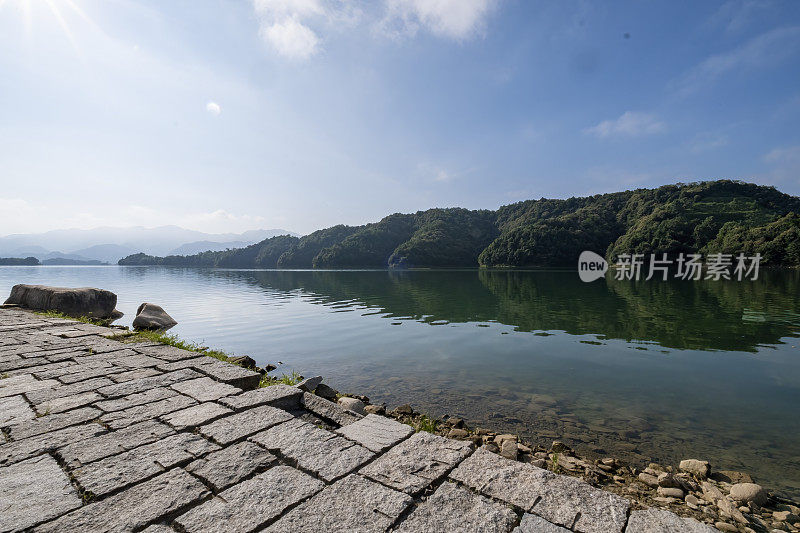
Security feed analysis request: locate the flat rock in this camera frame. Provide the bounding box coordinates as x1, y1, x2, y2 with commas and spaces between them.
36, 391, 101, 414
396, 481, 516, 533
160, 401, 232, 430
72, 433, 219, 497
266, 474, 412, 532
0, 422, 107, 466
26, 377, 113, 404
250, 418, 374, 482
199, 404, 293, 445
3, 284, 117, 318
625, 508, 718, 532
296, 375, 322, 392
8, 406, 101, 440
0, 394, 34, 426
0, 454, 82, 531
361, 431, 472, 495
60, 419, 175, 468
170, 376, 242, 402
219, 384, 302, 411
302, 392, 362, 426
514, 514, 571, 533
174, 466, 323, 533
335, 413, 414, 452
35, 468, 209, 532
193, 359, 261, 390
96, 368, 202, 398
100, 394, 196, 429
94, 386, 178, 413
185, 441, 277, 492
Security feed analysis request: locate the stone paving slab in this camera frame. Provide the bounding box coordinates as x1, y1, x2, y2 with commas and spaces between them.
35, 468, 210, 533
199, 404, 293, 445
0, 309, 719, 533
60, 419, 175, 468
396, 480, 517, 533
72, 433, 220, 497
0, 454, 83, 532
265, 474, 412, 533
250, 418, 374, 482
185, 441, 277, 492
336, 413, 414, 452
174, 465, 324, 533
361, 431, 472, 495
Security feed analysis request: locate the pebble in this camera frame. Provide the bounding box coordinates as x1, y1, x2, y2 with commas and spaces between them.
337, 397, 366, 416
729, 483, 768, 506
638, 472, 659, 487
657, 487, 685, 498
499, 439, 518, 460
679, 459, 710, 479
447, 429, 469, 439
715, 522, 739, 532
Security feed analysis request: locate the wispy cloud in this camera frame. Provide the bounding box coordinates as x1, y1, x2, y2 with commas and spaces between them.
379, 0, 494, 41
205, 101, 221, 116
764, 144, 800, 183
583, 111, 666, 139
251, 0, 330, 60
707, 0, 773, 34
673, 26, 800, 96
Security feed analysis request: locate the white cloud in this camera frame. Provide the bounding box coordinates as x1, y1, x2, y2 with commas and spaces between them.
205, 101, 221, 115
674, 26, 800, 96
380, 0, 493, 40
583, 112, 666, 139
261, 18, 320, 60
434, 169, 452, 182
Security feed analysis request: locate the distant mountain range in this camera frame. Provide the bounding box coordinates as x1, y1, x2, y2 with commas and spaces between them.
0, 226, 299, 264
119, 180, 800, 269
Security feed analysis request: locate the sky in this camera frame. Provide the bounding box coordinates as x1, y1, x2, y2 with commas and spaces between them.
1, 0, 799, 236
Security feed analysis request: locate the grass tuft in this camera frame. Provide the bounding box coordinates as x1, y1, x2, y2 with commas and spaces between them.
107, 330, 232, 363
412, 414, 438, 434
34, 310, 109, 326
258, 370, 302, 388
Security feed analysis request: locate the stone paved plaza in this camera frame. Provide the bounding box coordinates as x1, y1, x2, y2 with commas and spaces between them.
0, 308, 718, 532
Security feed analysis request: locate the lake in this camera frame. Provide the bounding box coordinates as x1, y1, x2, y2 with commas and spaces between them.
1, 266, 799, 497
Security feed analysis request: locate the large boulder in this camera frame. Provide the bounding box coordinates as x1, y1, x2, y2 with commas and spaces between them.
4, 284, 119, 319
132, 303, 177, 331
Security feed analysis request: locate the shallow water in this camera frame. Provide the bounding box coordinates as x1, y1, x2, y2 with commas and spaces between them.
2, 266, 799, 497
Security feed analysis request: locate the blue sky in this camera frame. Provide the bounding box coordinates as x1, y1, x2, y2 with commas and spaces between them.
1, 0, 799, 235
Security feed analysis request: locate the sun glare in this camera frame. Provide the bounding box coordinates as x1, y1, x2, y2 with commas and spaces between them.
0, 0, 94, 52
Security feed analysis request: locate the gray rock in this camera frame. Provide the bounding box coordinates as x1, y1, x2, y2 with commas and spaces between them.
500, 439, 518, 460
199, 404, 292, 445
337, 396, 367, 415
0, 455, 82, 531
7, 406, 101, 440
0, 422, 107, 466
625, 508, 718, 532
514, 514, 571, 533
159, 402, 232, 430
94, 386, 178, 413
36, 391, 102, 414
679, 459, 710, 478
193, 359, 261, 390
729, 482, 768, 506
218, 384, 302, 411
132, 303, 177, 331
296, 375, 323, 392
227, 355, 256, 369
174, 466, 323, 533
0, 394, 34, 425
96, 369, 202, 399
396, 481, 517, 533
36, 468, 209, 532
0, 373, 59, 399
250, 418, 374, 482
60, 419, 174, 468
335, 413, 414, 452
185, 441, 276, 492
169, 376, 242, 402
302, 392, 362, 426
265, 474, 412, 532
314, 382, 338, 401
4, 284, 118, 318
100, 394, 197, 429
361, 431, 472, 495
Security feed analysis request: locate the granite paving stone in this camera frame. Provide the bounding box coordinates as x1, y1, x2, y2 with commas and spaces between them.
265, 474, 412, 533
26, 377, 114, 404
34, 468, 210, 533
0, 454, 82, 532
395, 481, 517, 533
160, 401, 232, 430
513, 514, 571, 533
154, 355, 210, 371
0, 422, 107, 466
199, 404, 293, 445
59, 419, 175, 468
100, 394, 196, 429
57, 365, 128, 384
93, 386, 177, 413
170, 376, 242, 402
107, 367, 162, 383
72, 432, 220, 497
35, 390, 102, 414
185, 440, 277, 491
95, 368, 202, 398
301, 391, 362, 426
0, 373, 58, 398
134, 344, 202, 362
360, 431, 472, 494
174, 465, 323, 533
218, 383, 302, 411
191, 358, 261, 390
624, 508, 718, 532
250, 418, 374, 482
7, 406, 101, 440
0, 394, 35, 426
335, 413, 414, 452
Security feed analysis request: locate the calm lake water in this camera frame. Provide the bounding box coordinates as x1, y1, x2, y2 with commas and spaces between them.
2, 266, 799, 497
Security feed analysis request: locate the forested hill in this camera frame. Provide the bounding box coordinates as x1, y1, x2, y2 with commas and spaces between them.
119, 180, 800, 268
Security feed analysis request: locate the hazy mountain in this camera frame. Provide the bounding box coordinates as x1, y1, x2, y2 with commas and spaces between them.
0, 226, 298, 263
168, 240, 253, 256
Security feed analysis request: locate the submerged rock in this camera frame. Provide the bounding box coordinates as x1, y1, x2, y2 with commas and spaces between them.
4, 284, 120, 319
132, 303, 177, 331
